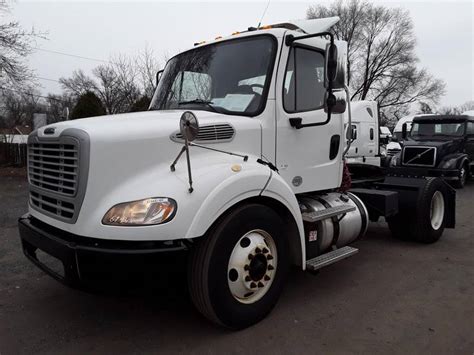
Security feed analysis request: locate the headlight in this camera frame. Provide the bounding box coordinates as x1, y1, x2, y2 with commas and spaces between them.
102, 197, 177, 226
389, 155, 399, 167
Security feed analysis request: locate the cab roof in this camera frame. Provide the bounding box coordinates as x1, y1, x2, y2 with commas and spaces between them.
413, 115, 473, 123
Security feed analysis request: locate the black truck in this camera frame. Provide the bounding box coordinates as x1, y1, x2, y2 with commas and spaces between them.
388, 114, 474, 188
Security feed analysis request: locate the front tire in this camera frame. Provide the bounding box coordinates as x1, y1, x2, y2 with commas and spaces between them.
453, 163, 468, 189
188, 204, 289, 329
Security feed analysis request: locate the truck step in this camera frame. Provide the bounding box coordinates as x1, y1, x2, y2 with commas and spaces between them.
306, 246, 359, 271
302, 205, 356, 223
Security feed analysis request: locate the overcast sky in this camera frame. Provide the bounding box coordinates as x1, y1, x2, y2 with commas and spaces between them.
11, 0, 474, 109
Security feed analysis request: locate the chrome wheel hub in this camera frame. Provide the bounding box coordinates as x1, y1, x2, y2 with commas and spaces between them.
227, 230, 277, 304
430, 191, 445, 230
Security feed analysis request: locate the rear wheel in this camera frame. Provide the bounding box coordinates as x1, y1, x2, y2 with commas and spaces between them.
388, 177, 448, 243
188, 204, 289, 329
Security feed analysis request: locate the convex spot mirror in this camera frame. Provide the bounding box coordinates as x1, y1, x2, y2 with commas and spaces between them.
324, 42, 346, 91
180, 111, 199, 141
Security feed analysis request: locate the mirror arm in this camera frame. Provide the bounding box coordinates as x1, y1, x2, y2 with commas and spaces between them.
285, 31, 334, 47
342, 85, 352, 156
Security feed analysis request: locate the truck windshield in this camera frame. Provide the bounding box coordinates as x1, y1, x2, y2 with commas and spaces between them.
149, 36, 276, 116
410, 122, 466, 138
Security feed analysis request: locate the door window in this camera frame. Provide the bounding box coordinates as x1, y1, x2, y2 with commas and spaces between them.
283, 47, 325, 112
467, 122, 474, 135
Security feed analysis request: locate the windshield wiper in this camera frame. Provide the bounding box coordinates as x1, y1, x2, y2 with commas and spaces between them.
178, 99, 219, 113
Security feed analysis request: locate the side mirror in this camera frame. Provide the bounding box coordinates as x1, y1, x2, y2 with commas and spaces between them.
325, 43, 338, 87
402, 123, 408, 140
156, 69, 164, 86
324, 42, 347, 91
324, 91, 346, 114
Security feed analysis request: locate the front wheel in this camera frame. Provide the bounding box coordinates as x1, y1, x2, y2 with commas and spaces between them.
188, 204, 289, 329
453, 163, 468, 189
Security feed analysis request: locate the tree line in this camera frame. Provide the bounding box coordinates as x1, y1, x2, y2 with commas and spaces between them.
0, 0, 471, 131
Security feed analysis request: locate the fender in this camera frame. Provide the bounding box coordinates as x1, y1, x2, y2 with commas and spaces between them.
185, 160, 272, 239
260, 172, 306, 269
438, 153, 469, 170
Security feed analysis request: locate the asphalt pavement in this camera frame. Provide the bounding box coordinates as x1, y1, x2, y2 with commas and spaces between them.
0, 175, 473, 354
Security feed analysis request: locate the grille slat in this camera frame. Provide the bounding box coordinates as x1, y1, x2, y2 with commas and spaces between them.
29, 170, 77, 183
29, 177, 75, 192
29, 159, 78, 168
30, 194, 75, 214
29, 152, 78, 160
28, 165, 78, 176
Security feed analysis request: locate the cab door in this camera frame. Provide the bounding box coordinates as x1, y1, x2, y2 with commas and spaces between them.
275, 40, 344, 193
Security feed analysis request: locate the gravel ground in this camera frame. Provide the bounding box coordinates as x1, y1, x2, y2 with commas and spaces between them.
0, 175, 473, 354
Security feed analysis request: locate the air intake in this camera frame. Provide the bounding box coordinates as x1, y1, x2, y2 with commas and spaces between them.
171, 124, 235, 143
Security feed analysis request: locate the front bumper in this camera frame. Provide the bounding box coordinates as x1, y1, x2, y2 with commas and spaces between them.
18, 214, 187, 287
387, 166, 460, 180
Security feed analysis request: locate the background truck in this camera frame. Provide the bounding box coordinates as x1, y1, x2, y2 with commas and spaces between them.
389, 114, 474, 188
18, 17, 456, 329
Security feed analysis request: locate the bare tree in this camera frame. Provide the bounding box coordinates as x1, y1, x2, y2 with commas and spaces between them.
0, 88, 44, 127
307, 0, 445, 116
137, 46, 162, 99
60, 55, 141, 114
438, 100, 474, 115
45, 93, 75, 123
0, 2, 45, 90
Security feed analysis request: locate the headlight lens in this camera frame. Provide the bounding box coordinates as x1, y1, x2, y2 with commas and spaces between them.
389, 155, 399, 167
102, 197, 177, 226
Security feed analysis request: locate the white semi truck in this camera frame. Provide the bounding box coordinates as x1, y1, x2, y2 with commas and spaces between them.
18, 17, 456, 329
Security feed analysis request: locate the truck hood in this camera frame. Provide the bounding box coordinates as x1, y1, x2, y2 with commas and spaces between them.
36, 110, 261, 156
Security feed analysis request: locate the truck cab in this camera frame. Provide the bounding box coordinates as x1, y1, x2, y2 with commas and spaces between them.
389, 114, 474, 188
18, 17, 456, 329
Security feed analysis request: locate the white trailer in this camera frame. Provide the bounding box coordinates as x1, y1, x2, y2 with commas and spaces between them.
18, 17, 456, 329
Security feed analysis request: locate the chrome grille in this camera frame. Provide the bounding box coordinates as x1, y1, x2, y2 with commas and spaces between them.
171, 124, 235, 143
402, 146, 436, 167
28, 143, 79, 196
27, 129, 90, 224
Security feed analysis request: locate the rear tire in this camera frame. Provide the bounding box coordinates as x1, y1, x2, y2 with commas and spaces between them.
188, 204, 289, 329
388, 177, 448, 244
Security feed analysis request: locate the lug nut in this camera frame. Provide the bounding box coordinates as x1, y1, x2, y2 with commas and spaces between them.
250, 282, 257, 289
257, 282, 264, 288
262, 247, 269, 254
244, 264, 249, 271
248, 254, 254, 260
268, 264, 274, 271
255, 247, 262, 253
267, 254, 274, 260
245, 276, 251, 282
264, 275, 271, 281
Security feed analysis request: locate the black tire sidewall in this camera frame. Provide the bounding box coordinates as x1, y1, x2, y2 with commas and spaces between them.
203, 204, 289, 329
412, 178, 448, 243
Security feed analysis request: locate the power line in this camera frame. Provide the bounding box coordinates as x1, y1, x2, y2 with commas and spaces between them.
0, 87, 66, 102
33, 47, 110, 64
37, 76, 61, 83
